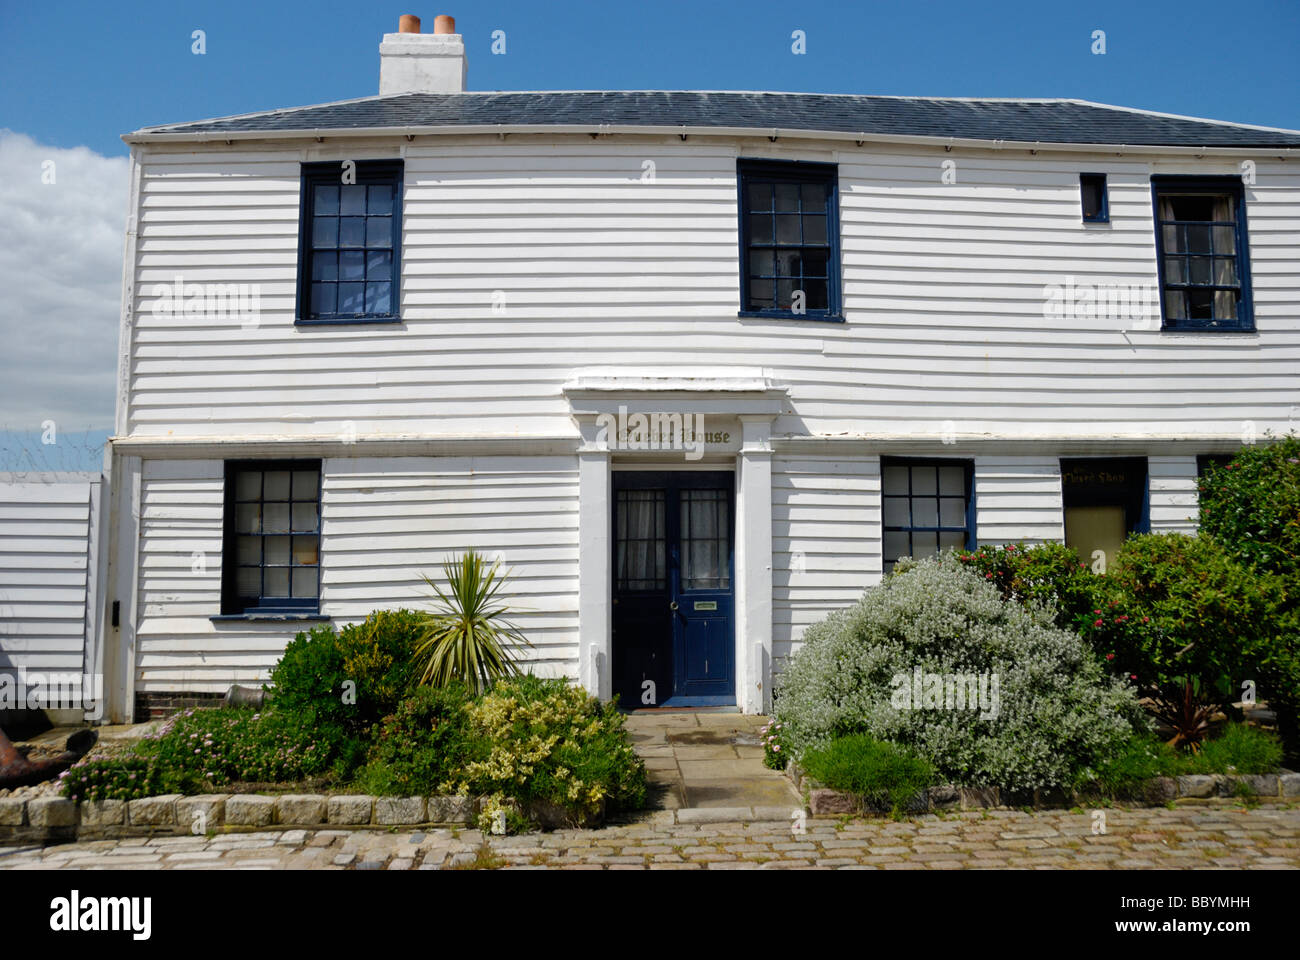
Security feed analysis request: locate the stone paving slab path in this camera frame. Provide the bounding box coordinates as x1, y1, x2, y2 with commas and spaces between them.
624, 709, 801, 810
2, 805, 1297, 870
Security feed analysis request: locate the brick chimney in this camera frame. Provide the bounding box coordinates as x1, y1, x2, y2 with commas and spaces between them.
379, 14, 467, 94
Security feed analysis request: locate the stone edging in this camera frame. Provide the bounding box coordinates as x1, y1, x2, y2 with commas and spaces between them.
787, 763, 1300, 816
0, 793, 595, 844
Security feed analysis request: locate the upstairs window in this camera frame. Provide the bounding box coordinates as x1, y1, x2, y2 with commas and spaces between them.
1080, 173, 1108, 222
222, 460, 322, 615
1152, 176, 1253, 332
738, 159, 841, 320
297, 161, 402, 324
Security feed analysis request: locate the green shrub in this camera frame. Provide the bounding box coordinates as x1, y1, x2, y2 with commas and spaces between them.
1090, 733, 1184, 795
1090, 723, 1283, 795
451, 674, 646, 824
268, 609, 425, 747
801, 734, 933, 817
774, 555, 1143, 793
356, 683, 473, 796
1197, 434, 1300, 761
955, 542, 1100, 630
1191, 723, 1284, 775
59, 756, 166, 803
1198, 434, 1300, 582
1095, 533, 1281, 748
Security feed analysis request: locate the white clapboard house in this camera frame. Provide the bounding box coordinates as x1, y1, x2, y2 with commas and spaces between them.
94, 14, 1300, 722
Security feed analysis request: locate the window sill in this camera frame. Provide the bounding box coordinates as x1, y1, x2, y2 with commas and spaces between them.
1159, 324, 1257, 335
737, 311, 844, 323
295, 316, 402, 326
211, 613, 330, 623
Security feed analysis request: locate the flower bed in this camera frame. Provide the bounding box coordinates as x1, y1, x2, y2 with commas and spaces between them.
56, 611, 646, 835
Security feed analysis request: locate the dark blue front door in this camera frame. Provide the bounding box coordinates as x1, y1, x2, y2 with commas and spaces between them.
612, 471, 735, 708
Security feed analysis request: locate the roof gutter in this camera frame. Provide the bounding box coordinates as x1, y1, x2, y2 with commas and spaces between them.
121, 123, 1299, 156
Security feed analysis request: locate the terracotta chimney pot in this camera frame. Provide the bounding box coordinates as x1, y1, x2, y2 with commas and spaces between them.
399, 14, 421, 33
433, 15, 455, 34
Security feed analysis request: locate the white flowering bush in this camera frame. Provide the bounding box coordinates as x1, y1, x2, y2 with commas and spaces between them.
774, 556, 1145, 793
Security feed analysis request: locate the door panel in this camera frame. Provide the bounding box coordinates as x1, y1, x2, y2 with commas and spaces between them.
612, 471, 735, 708
612, 487, 669, 707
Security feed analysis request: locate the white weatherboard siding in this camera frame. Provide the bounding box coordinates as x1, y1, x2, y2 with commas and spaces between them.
974, 458, 1065, 545
126, 139, 1300, 445
1148, 455, 1199, 533
771, 454, 880, 673
0, 475, 102, 682
134, 456, 579, 694
321, 455, 579, 674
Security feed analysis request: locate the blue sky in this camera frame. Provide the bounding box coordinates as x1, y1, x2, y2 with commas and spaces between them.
0, 0, 1297, 471
3, 0, 1299, 157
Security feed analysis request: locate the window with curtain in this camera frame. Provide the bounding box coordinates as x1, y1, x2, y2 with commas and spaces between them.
297, 161, 403, 324
1152, 176, 1252, 331
222, 460, 322, 614
881, 459, 974, 574
680, 489, 730, 590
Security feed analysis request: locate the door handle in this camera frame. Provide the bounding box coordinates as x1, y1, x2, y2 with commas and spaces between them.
669, 600, 679, 611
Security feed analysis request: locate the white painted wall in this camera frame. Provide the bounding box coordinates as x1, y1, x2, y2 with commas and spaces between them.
1148, 455, 1200, 533
975, 457, 1065, 545
771, 453, 880, 673
122, 136, 1299, 445
0, 474, 103, 692
133, 455, 578, 694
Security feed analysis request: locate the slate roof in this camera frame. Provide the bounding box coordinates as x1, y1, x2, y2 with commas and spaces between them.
128, 91, 1300, 147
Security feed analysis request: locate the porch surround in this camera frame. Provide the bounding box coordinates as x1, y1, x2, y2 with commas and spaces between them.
564, 368, 788, 714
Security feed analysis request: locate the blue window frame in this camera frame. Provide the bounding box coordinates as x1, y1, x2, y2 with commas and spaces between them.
297, 161, 402, 324
1080, 173, 1108, 223
1151, 175, 1253, 332
737, 159, 841, 321
881, 458, 975, 574
221, 460, 322, 615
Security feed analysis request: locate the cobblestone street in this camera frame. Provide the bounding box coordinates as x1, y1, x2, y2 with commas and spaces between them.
2, 804, 1297, 870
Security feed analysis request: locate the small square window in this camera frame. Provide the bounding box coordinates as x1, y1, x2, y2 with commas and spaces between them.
298, 161, 402, 324
1081, 173, 1108, 223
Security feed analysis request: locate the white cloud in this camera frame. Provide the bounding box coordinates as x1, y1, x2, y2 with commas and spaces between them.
0, 130, 127, 432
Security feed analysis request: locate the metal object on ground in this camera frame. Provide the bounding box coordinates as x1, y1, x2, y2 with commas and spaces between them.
224, 684, 266, 709
0, 726, 99, 789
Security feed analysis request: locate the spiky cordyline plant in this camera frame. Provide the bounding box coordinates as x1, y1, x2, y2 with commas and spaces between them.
414, 550, 532, 694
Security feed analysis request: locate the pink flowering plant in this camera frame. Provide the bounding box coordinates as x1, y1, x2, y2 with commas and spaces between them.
759, 717, 787, 770
60, 707, 335, 802
58, 756, 166, 804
